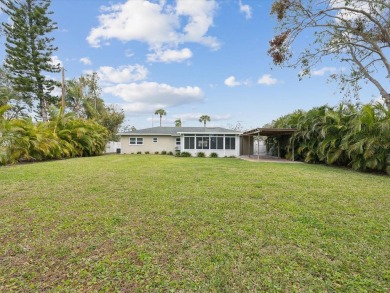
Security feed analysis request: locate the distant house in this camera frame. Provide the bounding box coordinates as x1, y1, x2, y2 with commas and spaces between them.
119, 127, 241, 157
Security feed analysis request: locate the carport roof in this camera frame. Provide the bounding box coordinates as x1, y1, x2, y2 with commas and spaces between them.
242, 128, 297, 137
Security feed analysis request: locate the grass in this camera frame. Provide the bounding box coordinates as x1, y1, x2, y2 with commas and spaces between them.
0, 155, 389, 291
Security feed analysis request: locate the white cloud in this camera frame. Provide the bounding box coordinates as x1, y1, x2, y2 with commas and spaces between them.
331, 0, 370, 21
147, 48, 193, 63
80, 57, 92, 65
224, 76, 241, 87
87, 0, 219, 60
103, 82, 204, 113
312, 66, 337, 76
257, 74, 278, 85
239, 0, 252, 19
97, 65, 149, 83
50, 55, 62, 67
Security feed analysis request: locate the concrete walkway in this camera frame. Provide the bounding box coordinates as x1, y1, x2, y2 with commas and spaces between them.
239, 155, 301, 163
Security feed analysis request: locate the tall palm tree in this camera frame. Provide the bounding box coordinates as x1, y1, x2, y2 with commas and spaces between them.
175, 118, 182, 127
154, 109, 166, 127
199, 115, 210, 127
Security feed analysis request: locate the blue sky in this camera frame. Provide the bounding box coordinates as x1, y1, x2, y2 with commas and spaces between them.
1, 0, 383, 130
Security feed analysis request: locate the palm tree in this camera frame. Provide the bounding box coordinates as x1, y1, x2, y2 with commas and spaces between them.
175, 118, 182, 127
154, 109, 166, 127
199, 115, 210, 127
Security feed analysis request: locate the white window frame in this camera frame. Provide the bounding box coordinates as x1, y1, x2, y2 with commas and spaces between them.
176, 137, 181, 145
153, 137, 158, 143
129, 137, 144, 145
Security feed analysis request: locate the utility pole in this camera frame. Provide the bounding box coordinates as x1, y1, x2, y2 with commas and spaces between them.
61, 67, 66, 110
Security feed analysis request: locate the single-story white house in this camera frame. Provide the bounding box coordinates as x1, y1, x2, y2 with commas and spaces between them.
119, 127, 241, 157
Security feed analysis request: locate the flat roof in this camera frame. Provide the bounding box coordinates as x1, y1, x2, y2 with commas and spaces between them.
242, 128, 297, 136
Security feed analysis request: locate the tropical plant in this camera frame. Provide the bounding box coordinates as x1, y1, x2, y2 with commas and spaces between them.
175, 118, 182, 127
66, 74, 124, 141
268, 102, 390, 174
199, 115, 211, 127
154, 109, 166, 127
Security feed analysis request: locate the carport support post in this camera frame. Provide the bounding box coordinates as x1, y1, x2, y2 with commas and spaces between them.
277, 136, 280, 158
247, 135, 250, 157
292, 139, 295, 161
257, 133, 260, 160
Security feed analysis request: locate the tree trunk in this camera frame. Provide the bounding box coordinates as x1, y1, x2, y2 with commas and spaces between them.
383, 93, 390, 110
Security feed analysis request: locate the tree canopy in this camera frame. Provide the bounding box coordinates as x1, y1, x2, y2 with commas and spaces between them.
199, 115, 211, 127
269, 0, 390, 106
1, 0, 60, 121
154, 109, 166, 127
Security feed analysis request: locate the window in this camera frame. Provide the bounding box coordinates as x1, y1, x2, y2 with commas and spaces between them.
129, 137, 143, 145
184, 137, 195, 149
176, 138, 181, 145
225, 136, 235, 150
153, 137, 158, 143
196, 136, 209, 149
210, 136, 223, 149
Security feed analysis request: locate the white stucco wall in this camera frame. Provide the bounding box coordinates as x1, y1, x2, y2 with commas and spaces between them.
120, 135, 177, 154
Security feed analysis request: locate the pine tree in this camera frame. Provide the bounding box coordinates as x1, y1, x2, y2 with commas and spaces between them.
1, 0, 60, 121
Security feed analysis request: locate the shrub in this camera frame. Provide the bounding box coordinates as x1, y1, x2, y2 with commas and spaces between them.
229, 155, 236, 158
168, 151, 174, 156
161, 150, 167, 155
137, 151, 142, 154
197, 152, 205, 157
145, 151, 150, 154
180, 152, 191, 157
154, 151, 159, 155
209, 152, 218, 158
175, 151, 181, 157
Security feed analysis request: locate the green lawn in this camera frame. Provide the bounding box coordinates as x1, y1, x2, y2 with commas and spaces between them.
0, 155, 389, 291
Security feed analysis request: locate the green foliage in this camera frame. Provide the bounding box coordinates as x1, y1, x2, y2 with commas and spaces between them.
154, 151, 159, 155
0, 109, 108, 165
197, 152, 205, 157
209, 152, 218, 158
269, 102, 390, 174
167, 151, 174, 156
199, 115, 211, 127
137, 151, 142, 154
145, 151, 150, 154
1, 0, 60, 121
65, 74, 124, 141
154, 108, 166, 127
180, 152, 191, 157
161, 150, 167, 155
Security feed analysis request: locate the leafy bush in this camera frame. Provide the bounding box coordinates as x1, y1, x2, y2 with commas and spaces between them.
137, 151, 142, 154
145, 151, 150, 154
168, 151, 174, 156
175, 151, 181, 157
270, 102, 390, 174
180, 152, 191, 157
161, 150, 167, 155
209, 152, 218, 158
154, 151, 159, 155
197, 152, 205, 157
0, 108, 109, 165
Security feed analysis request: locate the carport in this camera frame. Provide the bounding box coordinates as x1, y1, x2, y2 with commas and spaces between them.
240, 128, 297, 161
